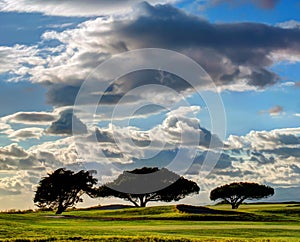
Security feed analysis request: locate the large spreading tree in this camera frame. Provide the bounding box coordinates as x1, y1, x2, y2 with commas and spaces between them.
210, 182, 274, 209
96, 167, 200, 207
34, 168, 97, 214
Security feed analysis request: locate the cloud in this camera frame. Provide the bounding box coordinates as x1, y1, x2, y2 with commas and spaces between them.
119, 105, 221, 149
0, 144, 44, 170
187, 152, 234, 175
3, 111, 56, 125
4, 106, 298, 200
226, 127, 300, 150
160, 113, 223, 148
220, 131, 300, 187
278, 81, 300, 89
0, 170, 51, 199
263, 147, 300, 158
45, 84, 81, 107
249, 152, 275, 164
0, 136, 81, 171
75, 106, 224, 170
0, 137, 111, 200
0, 175, 24, 195
62, 105, 223, 167
0, 123, 299, 203
7, 128, 44, 142
2, 3, 300, 107
112, 3, 286, 89
257, 0, 280, 9
0, 144, 28, 158
210, 0, 280, 9
0, 45, 44, 81
260, 105, 284, 116
43, 70, 193, 108
1, 2, 300, 204
0, 0, 176, 16
0, 121, 12, 134
276, 20, 300, 29
269, 105, 284, 116
0, 188, 21, 196
280, 81, 296, 87
47, 109, 87, 135
22, 1, 300, 106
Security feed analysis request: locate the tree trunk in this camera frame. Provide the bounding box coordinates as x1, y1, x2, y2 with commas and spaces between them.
56, 204, 65, 214
139, 196, 147, 207
231, 203, 238, 209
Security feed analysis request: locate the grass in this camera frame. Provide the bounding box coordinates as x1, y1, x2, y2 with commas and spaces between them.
0, 203, 299, 241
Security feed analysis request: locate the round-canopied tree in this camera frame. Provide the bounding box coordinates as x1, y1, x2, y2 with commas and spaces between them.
96, 167, 200, 207
210, 182, 274, 209
34, 168, 97, 214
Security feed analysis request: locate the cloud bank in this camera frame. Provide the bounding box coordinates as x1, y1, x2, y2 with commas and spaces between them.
2, 2, 300, 110
0, 0, 177, 16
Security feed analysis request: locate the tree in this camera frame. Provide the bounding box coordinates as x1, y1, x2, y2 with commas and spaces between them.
96, 167, 200, 207
210, 182, 274, 209
34, 168, 97, 214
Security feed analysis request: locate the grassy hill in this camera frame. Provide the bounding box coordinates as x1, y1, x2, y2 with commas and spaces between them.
0, 203, 299, 241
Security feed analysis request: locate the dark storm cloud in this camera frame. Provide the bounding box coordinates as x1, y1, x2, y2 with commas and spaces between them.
111, 2, 300, 88
263, 147, 300, 158
44, 70, 191, 107
94, 128, 151, 148
220, 69, 240, 83
250, 152, 275, 164
111, 70, 192, 97
102, 149, 124, 159
47, 109, 87, 135
186, 152, 234, 175
39, 2, 300, 109
45, 84, 80, 107
275, 133, 300, 145
94, 129, 115, 143
8, 112, 56, 124
246, 69, 279, 87
45, 83, 123, 107
291, 165, 300, 174
193, 152, 234, 169
198, 127, 224, 149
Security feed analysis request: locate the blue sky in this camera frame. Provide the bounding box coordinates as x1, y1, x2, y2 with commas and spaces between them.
0, 0, 299, 210
0, 12, 86, 46
197, 0, 300, 24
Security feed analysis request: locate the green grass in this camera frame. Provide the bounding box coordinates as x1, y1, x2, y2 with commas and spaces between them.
0, 203, 299, 241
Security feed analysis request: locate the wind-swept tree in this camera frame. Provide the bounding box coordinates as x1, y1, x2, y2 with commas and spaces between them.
210, 182, 274, 209
34, 168, 97, 214
96, 167, 200, 207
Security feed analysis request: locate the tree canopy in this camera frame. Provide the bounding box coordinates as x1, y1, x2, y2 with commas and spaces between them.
34, 168, 97, 214
210, 182, 274, 209
96, 167, 200, 207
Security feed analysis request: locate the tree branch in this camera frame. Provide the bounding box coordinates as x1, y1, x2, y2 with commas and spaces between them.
126, 194, 139, 207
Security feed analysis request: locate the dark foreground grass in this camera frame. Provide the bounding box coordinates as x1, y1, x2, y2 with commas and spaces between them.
0, 204, 299, 241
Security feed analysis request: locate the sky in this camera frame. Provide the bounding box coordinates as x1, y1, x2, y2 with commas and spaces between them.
0, 0, 300, 210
